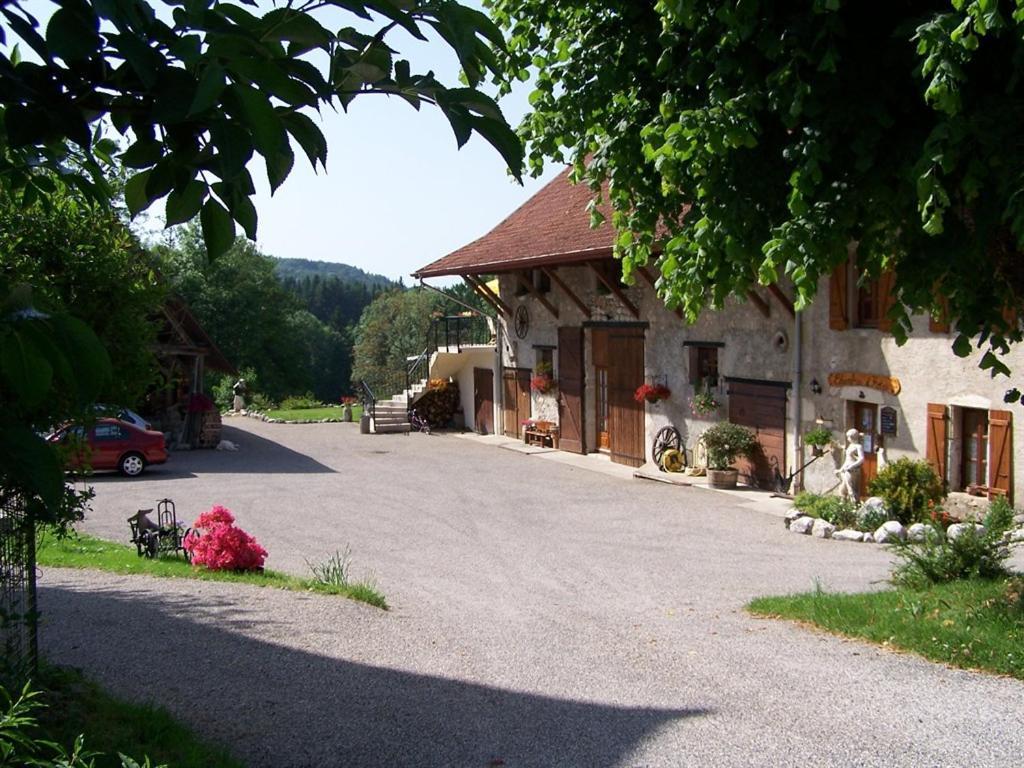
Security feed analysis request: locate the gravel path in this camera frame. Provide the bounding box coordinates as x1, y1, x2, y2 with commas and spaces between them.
40, 419, 1024, 767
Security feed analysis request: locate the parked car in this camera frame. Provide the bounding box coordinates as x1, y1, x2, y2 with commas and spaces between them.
49, 418, 168, 477
93, 404, 151, 431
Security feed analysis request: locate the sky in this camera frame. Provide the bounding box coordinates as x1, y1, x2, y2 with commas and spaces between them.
240, 1, 562, 284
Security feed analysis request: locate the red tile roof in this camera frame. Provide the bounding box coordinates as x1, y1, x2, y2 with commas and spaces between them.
413, 168, 615, 278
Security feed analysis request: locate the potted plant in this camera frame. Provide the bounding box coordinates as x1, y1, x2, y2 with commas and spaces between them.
531, 361, 556, 394
803, 425, 833, 456
634, 383, 671, 404
340, 395, 357, 422
701, 421, 757, 489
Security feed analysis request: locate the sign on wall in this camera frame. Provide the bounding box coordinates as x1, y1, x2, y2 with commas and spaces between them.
880, 406, 898, 436
827, 371, 902, 395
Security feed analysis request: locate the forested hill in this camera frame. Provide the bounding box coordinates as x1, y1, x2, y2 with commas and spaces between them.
273, 257, 394, 288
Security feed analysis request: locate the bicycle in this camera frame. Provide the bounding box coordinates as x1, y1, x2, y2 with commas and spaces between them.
409, 409, 431, 435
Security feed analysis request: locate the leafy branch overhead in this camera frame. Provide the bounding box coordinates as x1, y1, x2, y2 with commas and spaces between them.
487, 0, 1024, 372
0, 0, 524, 256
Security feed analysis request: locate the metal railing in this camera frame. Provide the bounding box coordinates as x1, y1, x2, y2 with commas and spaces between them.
430, 314, 492, 352
358, 379, 377, 424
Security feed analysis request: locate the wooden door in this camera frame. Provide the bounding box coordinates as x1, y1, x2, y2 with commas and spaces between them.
557, 326, 585, 453
728, 380, 787, 488
853, 402, 879, 488
502, 368, 532, 437
473, 367, 494, 435
607, 327, 645, 467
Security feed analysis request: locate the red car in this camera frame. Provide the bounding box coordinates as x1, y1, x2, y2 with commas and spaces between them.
50, 418, 168, 477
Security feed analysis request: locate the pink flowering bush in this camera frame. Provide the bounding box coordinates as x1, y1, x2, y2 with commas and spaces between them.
183, 504, 267, 571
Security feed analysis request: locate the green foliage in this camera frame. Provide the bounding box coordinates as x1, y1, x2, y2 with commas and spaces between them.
37, 529, 387, 608
279, 393, 322, 411
890, 520, 1016, 590
793, 492, 857, 529
489, 0, 1024, 371
748, 578, 1024, 679
0, 0, 523, 258
351, 288, 445, 395
0, 680, 162, 768
867, 458, 945, 525
306, 548, 387, 610
857, 503, 889, 534
0, 192, 163, 408
701, 421, 756, 470
803, 426, 833, 448
984, 494, 1016, 536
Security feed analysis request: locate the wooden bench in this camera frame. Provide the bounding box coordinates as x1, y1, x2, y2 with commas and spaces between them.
524, 420, 558, 449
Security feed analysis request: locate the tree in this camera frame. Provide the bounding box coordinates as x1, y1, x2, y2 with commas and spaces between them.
0, 191, 164, 407
0, 0, 523, 256
488, 0, 1024, 374
351, 287, 444, 395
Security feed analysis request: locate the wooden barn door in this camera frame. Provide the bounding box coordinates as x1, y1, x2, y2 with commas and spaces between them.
607, 327, 646, 467
473, 367, 494, 435
557, 327, 585, 454
727, 380, 787, 488
502, 368, 532, 437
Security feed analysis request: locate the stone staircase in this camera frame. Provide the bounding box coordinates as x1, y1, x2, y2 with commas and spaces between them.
370, 378, 428, 434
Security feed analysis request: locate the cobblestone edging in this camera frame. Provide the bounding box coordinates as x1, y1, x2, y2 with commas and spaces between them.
223, 409, 351, 425
785, 499, 1024, 546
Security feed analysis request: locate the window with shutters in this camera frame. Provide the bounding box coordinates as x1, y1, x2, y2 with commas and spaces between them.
928, 404, 1012, 502
829, 259, 895, 331
855, 279, 882, 328
961, 408, 988, 490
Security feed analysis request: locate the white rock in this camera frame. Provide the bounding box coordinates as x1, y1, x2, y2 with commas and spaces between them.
833, 529, 864, 542
906, 523, 929, 543
215, 439, 238, 452
947, 523, 986, 541
784, 509, 805, 529
862, 532, 875, 543
874, 521, 906, 544
789, 516, 815, 535
811, 519, 836, 539
1010, 529, 1024, 543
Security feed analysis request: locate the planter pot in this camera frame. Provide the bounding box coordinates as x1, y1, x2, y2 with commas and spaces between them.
359, 414, 370, 434
810, 444, 825, 457
342, 404, 353, 422
706, 468, 739, 489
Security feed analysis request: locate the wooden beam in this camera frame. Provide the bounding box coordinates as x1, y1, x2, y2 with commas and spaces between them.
462, 274, 511, 317
543, 267, 591, 319
766, 284, 795, 318
515, 270, 559, 320
746, 289, 771, 318
637, 265, 683, 319
589, 261, 640, 319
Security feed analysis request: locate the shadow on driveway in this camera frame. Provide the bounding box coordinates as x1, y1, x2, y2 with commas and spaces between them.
86, 425, 335, 482
40, 583, 708, 767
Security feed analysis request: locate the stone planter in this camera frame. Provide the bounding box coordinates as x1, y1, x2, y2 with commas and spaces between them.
342, 404, 353, 422
707, 468, 739, 489
359, 414, 370, 434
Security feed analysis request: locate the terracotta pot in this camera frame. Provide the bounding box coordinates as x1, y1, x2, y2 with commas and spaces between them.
706, 468, 739, 489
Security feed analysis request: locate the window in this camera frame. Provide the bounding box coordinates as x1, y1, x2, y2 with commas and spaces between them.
961, 408, 989, 490
536, 346, 554, 372
686, 344, 719, 387
829, 259, 895, 331
93, 424, 126, 441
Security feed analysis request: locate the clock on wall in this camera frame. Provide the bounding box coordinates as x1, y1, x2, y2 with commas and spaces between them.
514, 304, 530, 339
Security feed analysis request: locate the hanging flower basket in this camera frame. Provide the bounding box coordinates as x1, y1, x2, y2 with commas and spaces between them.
531, 361, 556, 394
634, 383, 672, 404
689, 389, 720, 417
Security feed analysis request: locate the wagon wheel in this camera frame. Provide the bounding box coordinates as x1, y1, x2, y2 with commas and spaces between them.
652, 426, 682, 471
180, 528, 193, 563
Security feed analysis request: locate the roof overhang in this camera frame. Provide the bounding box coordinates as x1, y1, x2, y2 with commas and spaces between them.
413, 246, 614, 280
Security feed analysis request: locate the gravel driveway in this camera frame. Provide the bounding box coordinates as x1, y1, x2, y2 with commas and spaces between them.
40, 418, 1024, 767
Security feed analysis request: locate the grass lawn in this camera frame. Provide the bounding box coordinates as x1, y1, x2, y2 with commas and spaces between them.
263, 405, 362, 421
33, 664, 242, 768
38, 531, 387, 609
747, 579, 1024, 679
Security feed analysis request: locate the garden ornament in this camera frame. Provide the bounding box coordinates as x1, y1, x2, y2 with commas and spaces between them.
836, 428, 865, 501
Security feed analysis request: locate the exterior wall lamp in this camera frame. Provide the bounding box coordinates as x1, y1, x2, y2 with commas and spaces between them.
809, 378, 822, 395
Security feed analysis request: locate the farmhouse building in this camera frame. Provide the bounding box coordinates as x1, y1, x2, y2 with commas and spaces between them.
413, 169, 1019, 504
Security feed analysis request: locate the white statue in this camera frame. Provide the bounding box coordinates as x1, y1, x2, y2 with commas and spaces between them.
836, 428, 865, 501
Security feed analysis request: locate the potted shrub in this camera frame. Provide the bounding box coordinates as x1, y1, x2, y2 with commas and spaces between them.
701, 421, 757, 489
803, 425, 833, 457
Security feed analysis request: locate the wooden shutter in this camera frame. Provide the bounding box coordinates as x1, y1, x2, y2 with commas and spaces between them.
688, 346, 700, 385
557, 326, 585, 454
877, 270, 897, 332
988, 409, 1013, 504
925, 403, 948, 484
829, 263, 849, 330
